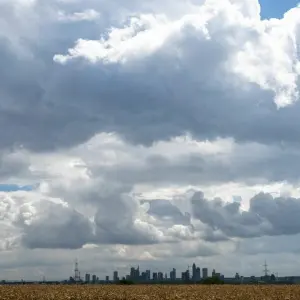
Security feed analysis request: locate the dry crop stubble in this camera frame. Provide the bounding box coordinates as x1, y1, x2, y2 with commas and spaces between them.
0, 285, 299, 299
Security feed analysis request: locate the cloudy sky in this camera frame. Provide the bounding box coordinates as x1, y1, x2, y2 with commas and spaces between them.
0, 0, 300, 281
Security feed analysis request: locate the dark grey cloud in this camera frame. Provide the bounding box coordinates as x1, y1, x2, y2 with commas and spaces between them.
235, 234, 300, 256
18, 201, 94, 249
201, 227, 230, 243
15, 196, 162, 248
94, 142, 300, 188
191, 191, 300, 239
143, 199, 191, 225
0, 150, 29, 180
179, 243, 219, 258
13, 187, 300, 249
56, 183, 163, 245
94, 194, 161, 245
24, 183, 165, 247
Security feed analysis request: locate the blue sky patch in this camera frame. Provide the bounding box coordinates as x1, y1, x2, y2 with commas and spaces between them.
0, 184, 37, 192
259, 0, 299, 19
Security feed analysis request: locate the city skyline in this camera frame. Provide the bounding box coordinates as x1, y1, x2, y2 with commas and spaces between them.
1, 259, 292, 284
0, 252, 287, 282
0, 254, 287, 283
72, 261, 214, 283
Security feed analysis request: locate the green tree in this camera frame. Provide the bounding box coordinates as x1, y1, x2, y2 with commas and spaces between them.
119, 278, 134, 285
270, 274, 276, 281
201, 276, 224, 284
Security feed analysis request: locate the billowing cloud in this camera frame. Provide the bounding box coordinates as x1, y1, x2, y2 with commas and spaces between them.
144, 199, 191, 226
191, 191, 300, 238
19, 201, 94, 249
0, 0, 299, 153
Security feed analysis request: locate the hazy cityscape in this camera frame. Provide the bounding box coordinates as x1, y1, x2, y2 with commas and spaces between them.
62, 260, 300, 285
2, 259, 300, 285
70, 260, 213, 284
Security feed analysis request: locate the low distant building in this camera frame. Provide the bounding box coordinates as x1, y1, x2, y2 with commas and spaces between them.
153, 272, 158, 281
202, 268, 208, 279
92, 275, 97, 284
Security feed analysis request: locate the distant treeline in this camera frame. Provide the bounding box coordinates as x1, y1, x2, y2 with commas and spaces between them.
117, 276, 224, 285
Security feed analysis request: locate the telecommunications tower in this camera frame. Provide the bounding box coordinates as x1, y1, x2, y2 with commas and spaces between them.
74, 258, 81, 282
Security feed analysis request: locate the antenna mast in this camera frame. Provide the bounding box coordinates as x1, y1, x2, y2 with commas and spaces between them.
74, 258, 80, 282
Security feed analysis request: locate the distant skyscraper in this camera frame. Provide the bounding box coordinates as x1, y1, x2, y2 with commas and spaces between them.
158, 272, 163, 281
113, 271, 119, 282
130, 267, 140, 281
187, 270, 190, 280
146, 270, 151, 281
202, 268, 208, 279
85, 273, 90, 283
181, 272, 185, 281
105, 276, 109, 282
212, 269, 216, 277
192, 263, 197, 281
92, 274, 97, 283
196, 267, 201, 281
130, 267, 135, 280
170, 268, 176, 281
153, 272, 158, 281
181, 270, 189, 281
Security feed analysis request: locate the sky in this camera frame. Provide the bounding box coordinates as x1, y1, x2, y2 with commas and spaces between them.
259, 0, 299, 18
0, 0, 300, 281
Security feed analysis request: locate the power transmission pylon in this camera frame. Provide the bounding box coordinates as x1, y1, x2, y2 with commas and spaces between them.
263, 260, 269, 277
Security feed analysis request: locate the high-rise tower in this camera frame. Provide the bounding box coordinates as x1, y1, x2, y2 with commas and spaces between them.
192, 263, 196, 280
